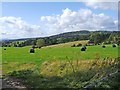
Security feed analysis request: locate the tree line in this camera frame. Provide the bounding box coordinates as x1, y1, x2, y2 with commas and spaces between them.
1, 31, 120, 47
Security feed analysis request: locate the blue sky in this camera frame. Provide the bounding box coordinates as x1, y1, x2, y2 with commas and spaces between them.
2, 2, 86, 24
2, 2, 117, 24
0, 2, 118, 39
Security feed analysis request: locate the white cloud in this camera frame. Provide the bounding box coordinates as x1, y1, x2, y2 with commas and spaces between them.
0, 8, 118, 39
0, 17, 43, 39
40, 8, 117, 35
85, 2, 117, 10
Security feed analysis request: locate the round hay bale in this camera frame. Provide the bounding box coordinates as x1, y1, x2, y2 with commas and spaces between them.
81, 46, 86, 51
102, 45, 106, 48
81, 47, 86, 51
39, 47, 41, 49
30, 48, 35, 53
112, 44, 116, 47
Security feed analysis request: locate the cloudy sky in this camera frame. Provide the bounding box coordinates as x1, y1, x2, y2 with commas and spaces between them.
0, 2, 118, 39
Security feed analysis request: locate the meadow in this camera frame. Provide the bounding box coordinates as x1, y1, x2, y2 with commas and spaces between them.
2, 45, 118, 62
1, 41, 120, 88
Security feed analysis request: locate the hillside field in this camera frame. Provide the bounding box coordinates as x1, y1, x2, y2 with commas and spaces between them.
2, 45, 118, 62
1, 40, 120, 89
2, 43, 119, 74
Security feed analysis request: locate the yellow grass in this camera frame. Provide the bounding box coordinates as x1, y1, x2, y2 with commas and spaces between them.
2, 62, 35, 74
43, 40, 89, 48
40, 59, 117, 77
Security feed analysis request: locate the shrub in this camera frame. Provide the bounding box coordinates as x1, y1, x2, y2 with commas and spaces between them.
9, 70, 33, 79
8, 45, 11, 47
71, 44, 76, 47
104, 41, 111, 44
85, 44, 88, 46
76, 43, 82, 47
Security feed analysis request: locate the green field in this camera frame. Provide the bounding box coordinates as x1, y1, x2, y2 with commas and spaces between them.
2, 44, 119, 74
2, 45, 118, 62
1, 42, 120, 88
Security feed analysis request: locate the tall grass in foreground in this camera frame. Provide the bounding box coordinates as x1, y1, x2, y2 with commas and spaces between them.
8, 57, 119, 88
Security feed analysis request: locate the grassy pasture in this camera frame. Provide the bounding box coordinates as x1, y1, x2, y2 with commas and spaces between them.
2, 44, 119, 75
1, 41, 120, 88
2, 44, 118, 62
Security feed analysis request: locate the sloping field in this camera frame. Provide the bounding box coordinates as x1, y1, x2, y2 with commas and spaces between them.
1, 40, 119, 89
44, 40, 88, 48
2, 45, 118, 64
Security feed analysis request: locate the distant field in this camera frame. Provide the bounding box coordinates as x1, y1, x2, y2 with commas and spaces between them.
44, 40, 88, 48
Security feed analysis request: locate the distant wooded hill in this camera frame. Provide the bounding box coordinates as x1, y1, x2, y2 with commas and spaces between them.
1, 30, 120, 47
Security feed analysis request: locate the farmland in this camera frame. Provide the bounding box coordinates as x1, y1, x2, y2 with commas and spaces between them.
1, 40, 120, 89
2, 44, 118, 63
1, 1, 120, 89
